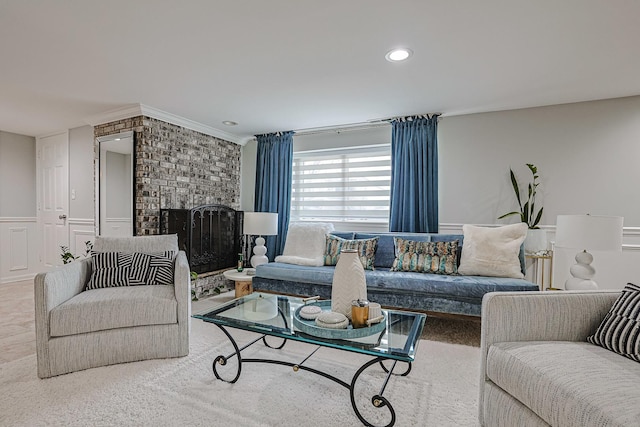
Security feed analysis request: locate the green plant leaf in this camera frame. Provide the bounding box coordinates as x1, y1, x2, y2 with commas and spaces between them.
533, 207, 543, 228
509, 169, 522, 208
497, 211, 521, 219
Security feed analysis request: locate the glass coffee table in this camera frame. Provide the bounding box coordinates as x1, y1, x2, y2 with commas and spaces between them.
193, 292, 426, 427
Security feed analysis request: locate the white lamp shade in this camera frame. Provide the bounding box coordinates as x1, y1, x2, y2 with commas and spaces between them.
243, 212, 278, 236
555, 215, 623, 252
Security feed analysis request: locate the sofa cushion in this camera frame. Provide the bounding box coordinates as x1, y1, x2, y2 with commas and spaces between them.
458, 223, 527, 279
86, 251, 175, 290
354, 232, 431, 269
486, 341, 640, 426
587, 282, 640, 363
256, 262, 537, 297
391, 238, 459, 275
50, 285, 178, 337
324, 235, 378, 270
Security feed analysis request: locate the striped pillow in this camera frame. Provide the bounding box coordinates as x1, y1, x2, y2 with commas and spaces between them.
587, 283, 640, 363
86, 251, 175, 290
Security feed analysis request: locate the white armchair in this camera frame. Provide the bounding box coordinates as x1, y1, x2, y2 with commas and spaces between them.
35, 235, 190, 378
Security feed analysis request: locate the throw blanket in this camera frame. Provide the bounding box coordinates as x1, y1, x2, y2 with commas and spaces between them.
275, 222, 334, 266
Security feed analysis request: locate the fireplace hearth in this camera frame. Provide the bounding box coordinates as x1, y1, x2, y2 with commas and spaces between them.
160, 205, 243, 274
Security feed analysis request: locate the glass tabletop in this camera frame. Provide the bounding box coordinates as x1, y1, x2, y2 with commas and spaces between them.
193, 292, 426, 362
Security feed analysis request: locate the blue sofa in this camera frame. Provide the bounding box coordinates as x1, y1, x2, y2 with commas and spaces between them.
253, 232, 539, 318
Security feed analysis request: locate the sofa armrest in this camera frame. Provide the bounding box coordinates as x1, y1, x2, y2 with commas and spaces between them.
174, 251, 191, 325
478, 290, 620, 424
34, 258, 92, 378
481, 290, 620, 347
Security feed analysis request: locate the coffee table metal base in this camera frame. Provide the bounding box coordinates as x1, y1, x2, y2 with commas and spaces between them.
210, 323, 410, 427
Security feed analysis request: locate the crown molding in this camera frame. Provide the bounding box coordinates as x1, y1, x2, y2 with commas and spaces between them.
84, 103, 244, 145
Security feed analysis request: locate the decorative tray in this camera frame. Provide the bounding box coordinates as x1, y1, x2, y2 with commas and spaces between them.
293, 300, 386, 340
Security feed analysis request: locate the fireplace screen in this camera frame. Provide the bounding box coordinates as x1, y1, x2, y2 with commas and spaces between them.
160, 205, 243, 274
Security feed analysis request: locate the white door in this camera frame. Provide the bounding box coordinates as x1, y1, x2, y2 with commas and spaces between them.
37, 131, 69, 269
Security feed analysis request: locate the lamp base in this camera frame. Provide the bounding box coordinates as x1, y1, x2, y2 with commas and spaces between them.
564, 250, 598, 290
250, 236, 269, 268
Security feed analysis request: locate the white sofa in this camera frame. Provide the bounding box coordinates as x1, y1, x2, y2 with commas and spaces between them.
480, 290, 640, 426
35, 235, 190, 378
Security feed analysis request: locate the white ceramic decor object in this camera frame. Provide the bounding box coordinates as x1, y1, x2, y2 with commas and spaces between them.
331, 249, 367, 320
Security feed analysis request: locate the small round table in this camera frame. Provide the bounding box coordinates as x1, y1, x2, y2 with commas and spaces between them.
223, 269, 254, 298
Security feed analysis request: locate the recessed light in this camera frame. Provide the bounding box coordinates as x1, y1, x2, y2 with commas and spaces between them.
385, 48, 413, 62
222, 121, 238, 126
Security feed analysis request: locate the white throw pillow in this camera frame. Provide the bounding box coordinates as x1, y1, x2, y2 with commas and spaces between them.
457, 223, 527, 279
275, 222, 335, 266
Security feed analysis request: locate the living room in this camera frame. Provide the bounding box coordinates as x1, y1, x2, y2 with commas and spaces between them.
1, 1, 639, 426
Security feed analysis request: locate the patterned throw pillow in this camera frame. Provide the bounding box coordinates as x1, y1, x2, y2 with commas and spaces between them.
391, 237, 459, 275
86, 251, 175, 290
324, 235, 378, 270
587, 283, 640, 363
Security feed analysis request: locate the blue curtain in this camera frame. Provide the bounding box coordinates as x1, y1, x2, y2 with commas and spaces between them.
389, 115, 439, 233
254, 131, 294, 260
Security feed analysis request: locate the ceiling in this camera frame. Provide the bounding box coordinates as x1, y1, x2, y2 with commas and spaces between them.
1, 0, 639, 142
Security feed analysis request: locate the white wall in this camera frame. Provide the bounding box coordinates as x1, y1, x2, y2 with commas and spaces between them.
0, 131, 38, 283
439, 96, 640, 289
439, 96, 640, 227
69, 125, 96, 220
68, 125, 96, 256
0, 126, 96, 283
240, 96, 640, 289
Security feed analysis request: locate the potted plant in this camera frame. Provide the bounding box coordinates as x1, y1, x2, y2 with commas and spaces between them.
498, 163, 547, 253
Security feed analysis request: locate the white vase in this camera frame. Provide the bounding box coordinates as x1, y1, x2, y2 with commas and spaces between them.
524, 228, 548, 254
331, 249, 367, 320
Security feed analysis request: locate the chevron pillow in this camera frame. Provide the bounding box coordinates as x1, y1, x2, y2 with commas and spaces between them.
86, 251, 175, 290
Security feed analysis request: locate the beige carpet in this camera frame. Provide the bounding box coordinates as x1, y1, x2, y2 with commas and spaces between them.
1, 291, 481, 426
1, 302, 481, 427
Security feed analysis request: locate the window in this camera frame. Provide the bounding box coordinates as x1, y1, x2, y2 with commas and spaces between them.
291, 145, 391, 225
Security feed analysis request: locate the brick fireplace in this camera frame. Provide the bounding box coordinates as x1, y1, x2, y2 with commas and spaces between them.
94, 116, 241, 234
94, 116, 242, 295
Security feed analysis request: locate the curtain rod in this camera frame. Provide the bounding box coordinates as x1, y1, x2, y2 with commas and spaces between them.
249, 113, 442, 140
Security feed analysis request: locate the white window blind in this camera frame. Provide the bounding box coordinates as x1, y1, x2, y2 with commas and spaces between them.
291, 145, 391, 224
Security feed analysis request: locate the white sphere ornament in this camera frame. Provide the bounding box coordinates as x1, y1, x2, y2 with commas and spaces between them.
566, 277, 598, 290
565, 250, 599, 290
575, 250, 593, 265
250, 236, 269, 267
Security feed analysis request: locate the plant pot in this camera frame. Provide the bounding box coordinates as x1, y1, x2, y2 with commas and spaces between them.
524, 228, 548, 254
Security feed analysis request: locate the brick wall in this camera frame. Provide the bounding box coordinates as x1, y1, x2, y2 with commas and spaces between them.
95, 116, 241, 235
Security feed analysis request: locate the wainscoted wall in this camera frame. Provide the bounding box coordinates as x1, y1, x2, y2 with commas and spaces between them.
95, 116, 241, 236
68, 218, 96, 257
0, 218, 39, 284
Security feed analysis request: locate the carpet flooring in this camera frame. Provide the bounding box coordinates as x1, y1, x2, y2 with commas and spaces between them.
1, 291, 481, 426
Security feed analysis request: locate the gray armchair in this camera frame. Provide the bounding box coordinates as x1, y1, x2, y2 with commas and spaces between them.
35, 235, 190, 378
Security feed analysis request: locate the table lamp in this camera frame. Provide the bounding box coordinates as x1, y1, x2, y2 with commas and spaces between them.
243, 212, 279, 268
554, 214, 623, 290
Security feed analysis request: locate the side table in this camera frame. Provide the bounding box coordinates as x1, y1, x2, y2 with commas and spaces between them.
223, 269, 254, 298
525, 251, 553, 291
